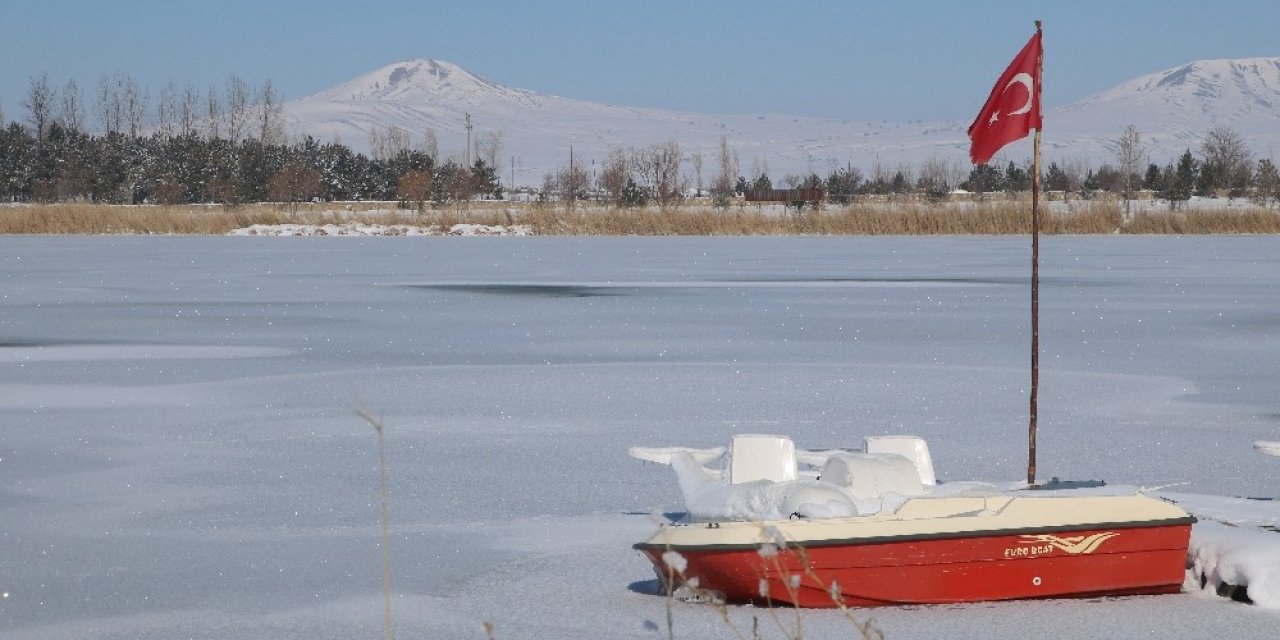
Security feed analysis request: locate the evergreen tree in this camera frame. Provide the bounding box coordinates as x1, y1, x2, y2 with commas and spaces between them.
1080, 169, 1099, 200
1143, 163, 1163, 192
1044, 163, 1071, 193
1167, 149, 1197, 208
889, 171, 907, 194
1254, 158, 1280, 208
1004, 161, 1029, 192
0, 122, 35, 201
470, 158, 502, 200
962, 164, 1004, 194
620, 177, 647, 207
824, 167, 862, 204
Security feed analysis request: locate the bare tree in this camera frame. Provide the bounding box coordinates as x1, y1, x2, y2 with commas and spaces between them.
546, 162, 588, 205
123, 74, 149, 138
1115, 124, 1144, 214
916, 157, 953, 194
0, 99, 5, 127
204, 85, 222, 139
639, 141, 683, 208
868, 159, 889, 192
95, 74, 124, 135
713, 135, 738, 199
258, 79, 284, 145
58, 79, 84, 132
598, 146, 631, 205
179, 84, 200, 138
1200, 126, 1252, 198
22, 73, 54, 138
1062, 159, 1091, 195
690, 151, 704, 197
476, 130, 502, 173
749, 155, 769, 186
156, 81, 178, 140
369, 125, 411, 161
224, 76, 251, 142
420, 128, 438, 160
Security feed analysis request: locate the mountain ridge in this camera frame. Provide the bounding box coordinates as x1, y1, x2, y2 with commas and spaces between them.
284, 56, 1280, 184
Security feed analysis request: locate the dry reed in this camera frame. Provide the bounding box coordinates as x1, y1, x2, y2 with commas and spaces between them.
3, 200, 1279, 236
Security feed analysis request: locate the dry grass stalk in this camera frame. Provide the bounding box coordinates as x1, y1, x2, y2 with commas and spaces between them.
651, 519, 883, 640
356, 406, 396, 640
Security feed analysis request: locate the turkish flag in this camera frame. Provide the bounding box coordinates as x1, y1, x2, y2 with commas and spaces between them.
968, 32, 1042, 165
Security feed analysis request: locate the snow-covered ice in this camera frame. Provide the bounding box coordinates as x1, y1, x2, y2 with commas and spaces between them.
2, 235, 1280, 638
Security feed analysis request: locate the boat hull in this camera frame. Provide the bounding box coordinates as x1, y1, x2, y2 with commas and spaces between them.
637, 519, 1192, 607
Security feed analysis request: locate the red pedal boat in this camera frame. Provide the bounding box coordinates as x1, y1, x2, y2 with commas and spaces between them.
632, 435, 1193, 607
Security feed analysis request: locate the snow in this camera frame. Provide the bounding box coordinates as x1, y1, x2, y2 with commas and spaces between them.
1184, 521, 1280, 607
3, 235, 1280, 638
226, 222, 531, 236
285, 57, 1280, 183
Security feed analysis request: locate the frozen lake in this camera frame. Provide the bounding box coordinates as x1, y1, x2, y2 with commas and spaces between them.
3, 235, 1279, 638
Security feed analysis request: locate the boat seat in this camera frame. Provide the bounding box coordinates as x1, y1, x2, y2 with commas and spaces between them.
728, 434, 798, 484
820, 453, 925, 501
864, 435, 936, 485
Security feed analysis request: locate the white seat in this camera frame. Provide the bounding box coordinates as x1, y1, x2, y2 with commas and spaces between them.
820, 453, 924, 501
728, 434, 797, 484
864, 435, 936, 485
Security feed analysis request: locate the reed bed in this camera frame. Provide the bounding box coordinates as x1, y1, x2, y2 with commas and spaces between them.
3, 200, 1279, 235
0, 203, 422, 235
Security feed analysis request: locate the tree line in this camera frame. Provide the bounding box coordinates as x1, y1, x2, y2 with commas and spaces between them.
3, 72, 1278, 209
1, 73, 501, 206
539, 126, 1280, 210
0, 121, 502, 207
958, 125, 1279, 209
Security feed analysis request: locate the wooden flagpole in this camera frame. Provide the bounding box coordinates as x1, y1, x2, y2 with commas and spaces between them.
1028, 20, 1043, 486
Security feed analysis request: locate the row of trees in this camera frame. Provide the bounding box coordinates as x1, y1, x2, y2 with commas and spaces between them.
3, 70, 1277, 208
4, 109, 1275, 210
959, 125, 1278, 208
530, 125, 1278, 210
16, 72, 286, 145
0, 122, 502, 206
541, 141, 686, 208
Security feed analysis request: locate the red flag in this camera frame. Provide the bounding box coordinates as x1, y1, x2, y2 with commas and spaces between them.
968, 32, 1042, 165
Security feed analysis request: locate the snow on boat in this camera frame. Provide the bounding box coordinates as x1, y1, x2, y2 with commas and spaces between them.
632, 434, 1194, 608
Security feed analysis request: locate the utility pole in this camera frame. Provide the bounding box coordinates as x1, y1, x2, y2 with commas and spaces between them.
464, 112, 473, 167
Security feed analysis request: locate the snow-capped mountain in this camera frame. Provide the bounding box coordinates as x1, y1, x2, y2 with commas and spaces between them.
304, 59, 546, 109
285, 58, 970, 184
1049, 57, 1280, 161
284, 57, 1280, 185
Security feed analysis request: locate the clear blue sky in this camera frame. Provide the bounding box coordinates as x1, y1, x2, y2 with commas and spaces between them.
3, 0, 1277, 126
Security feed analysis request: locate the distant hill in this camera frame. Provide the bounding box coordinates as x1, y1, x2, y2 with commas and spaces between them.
1049, 57, 1280, 163
284, 57, 1280, 185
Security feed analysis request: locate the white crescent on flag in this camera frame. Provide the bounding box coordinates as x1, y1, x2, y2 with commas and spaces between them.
1004, 72, 1035, 116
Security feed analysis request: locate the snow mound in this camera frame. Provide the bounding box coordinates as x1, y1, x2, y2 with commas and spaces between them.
1160, 492, 1280, 608
226, 222, 532, 237
1186, 521, 1280, 607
